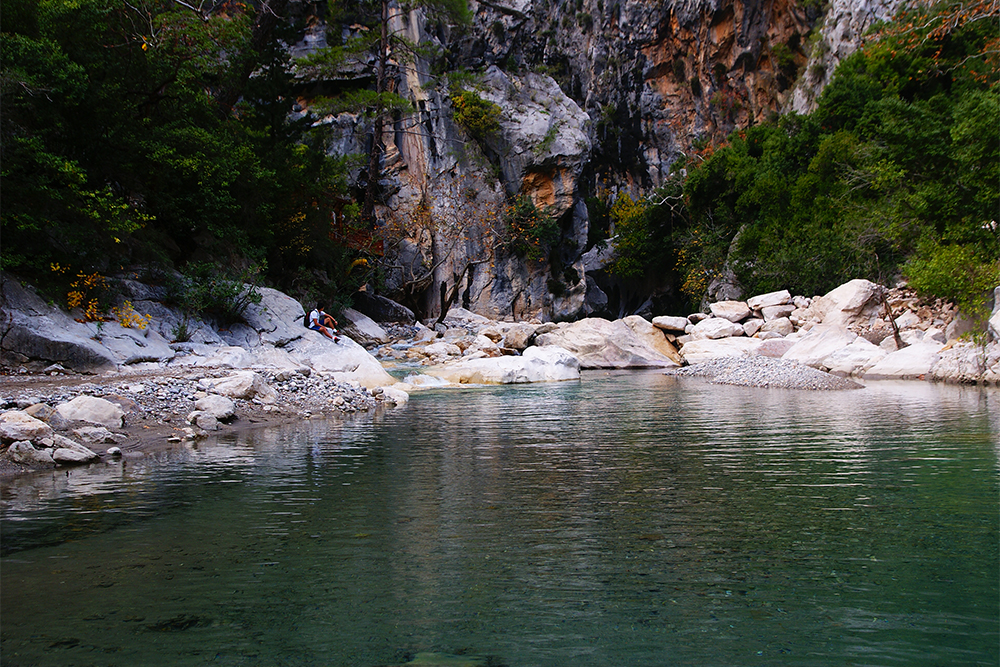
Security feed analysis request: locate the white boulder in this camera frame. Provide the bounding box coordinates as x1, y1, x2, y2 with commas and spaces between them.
864, 342, 944, 379
534, 317, 680, 368
198, 371, 277, 403
709, 300, 751, 323
652, 315, 690, 333
760, 317, 794, 337
427, 345, 580, 384
678, 337, 763, 364
195, 394, 237, 421
7, 441, 55, 465
55, 396, 125, 428
747, 289, 792, 311
781, 324, 859, 369
806, 279, 886, 328
761, 304, 796, 321
0, 411, 54, 443
690, 317, 745, 340
823, 337, 887, 376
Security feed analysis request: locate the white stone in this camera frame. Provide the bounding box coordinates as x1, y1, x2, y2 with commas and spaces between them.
535, 317, 680, 368
755, 338, 796, 358
761, 304, 796, 321
781, 324, 859, 369
743, 318, 764, 337
806, 279, 886, 328
824, 337, 887, 376
422, 342, 463, 357
623, 316, 683, 365
690, 317, 744, 340
55, 396, 124, 428
198, 371, 277, 403
503, 323, 537, 350
894, 310, 921, 330
652, 315, 690, 333
72, 426, 119, 445
747, 289, 792, 311
53, 447, 98, 464
195, 394, 237, 421
864, 342, 943, 379
426, 345, 580, 384
678, 337, 762, 364
709, 300, 751, 323
760, 317, 794, 337
0, 411, 54, 443
379, 386, 410, 405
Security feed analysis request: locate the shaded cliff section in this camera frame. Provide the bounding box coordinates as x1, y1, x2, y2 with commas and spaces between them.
284, 0, 896, 322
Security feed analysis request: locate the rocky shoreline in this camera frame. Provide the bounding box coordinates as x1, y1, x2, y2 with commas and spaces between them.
2, 274, 998, 480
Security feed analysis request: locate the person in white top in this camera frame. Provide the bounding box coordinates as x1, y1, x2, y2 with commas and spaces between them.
308, 304, 340, 342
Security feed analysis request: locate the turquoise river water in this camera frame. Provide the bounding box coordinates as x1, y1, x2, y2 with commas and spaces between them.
1, 371, 998, 666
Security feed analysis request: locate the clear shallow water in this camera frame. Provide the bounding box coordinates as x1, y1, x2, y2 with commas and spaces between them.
2, 372, 998, 667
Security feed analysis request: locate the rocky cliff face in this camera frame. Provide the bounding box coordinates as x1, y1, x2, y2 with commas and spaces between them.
286, 0, 908, 322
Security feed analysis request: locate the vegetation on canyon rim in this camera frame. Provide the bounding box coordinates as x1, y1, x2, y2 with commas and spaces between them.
1, 0, 997, 326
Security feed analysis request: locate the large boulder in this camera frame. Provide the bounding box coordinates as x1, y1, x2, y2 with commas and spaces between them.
1, 275, 118, 371
534, 317, 680, 368
0, 411, 54, 443
623, 316, 683, 365
690, 317, 745, 340
240, 287, 308, 347
286, 334, 396, 388
747, 289, 792, 311
353, 291, 415, 323
864, 342, 943, 380
340, 308, 390, 346
709, 300, 751, 323
677, 337, 762, 364
502, 323, 538, 351
652, 315, 690, 333
55, 396, 125, 428
781, 324, 859, 370
194, 394, 237, 421
805, 279, 886, 328
426, 346, 580, 384
197, 371, 277, 403
6, 441, 55, 466
823, 337, 887, 376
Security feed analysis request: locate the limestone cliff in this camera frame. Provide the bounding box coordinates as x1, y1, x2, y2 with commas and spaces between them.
285, 0, 909, 321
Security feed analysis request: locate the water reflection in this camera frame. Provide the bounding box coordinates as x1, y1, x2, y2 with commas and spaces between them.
2, 373, 998, 666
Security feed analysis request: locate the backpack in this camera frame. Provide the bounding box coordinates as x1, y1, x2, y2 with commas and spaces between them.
303, 311, 311, 327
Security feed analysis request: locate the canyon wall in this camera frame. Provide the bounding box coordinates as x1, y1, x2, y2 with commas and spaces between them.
287, 0, 910, 321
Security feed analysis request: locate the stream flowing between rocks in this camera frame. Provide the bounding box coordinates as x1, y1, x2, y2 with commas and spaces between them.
1, 371, 998, 666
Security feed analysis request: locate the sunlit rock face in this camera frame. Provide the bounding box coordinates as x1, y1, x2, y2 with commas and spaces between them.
286, 0, 909, 321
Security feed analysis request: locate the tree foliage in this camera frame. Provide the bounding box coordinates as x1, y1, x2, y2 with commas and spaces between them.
676, 0, 999, 307
1, 0, 359, 309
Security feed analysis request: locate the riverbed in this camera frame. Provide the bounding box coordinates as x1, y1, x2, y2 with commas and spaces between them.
2, 372, 998, 666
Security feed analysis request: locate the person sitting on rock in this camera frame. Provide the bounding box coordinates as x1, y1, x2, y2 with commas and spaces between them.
309, 304, 340, 342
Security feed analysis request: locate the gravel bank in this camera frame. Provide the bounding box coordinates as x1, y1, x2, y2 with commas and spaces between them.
665, 355, 865, 390
0, 367, 393, 479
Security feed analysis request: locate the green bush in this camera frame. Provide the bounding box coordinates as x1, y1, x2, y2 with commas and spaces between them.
503, 195, 559, 260
451, 90, 501, 141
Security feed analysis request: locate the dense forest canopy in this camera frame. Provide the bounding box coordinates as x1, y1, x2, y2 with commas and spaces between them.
1, 0, 998, 324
